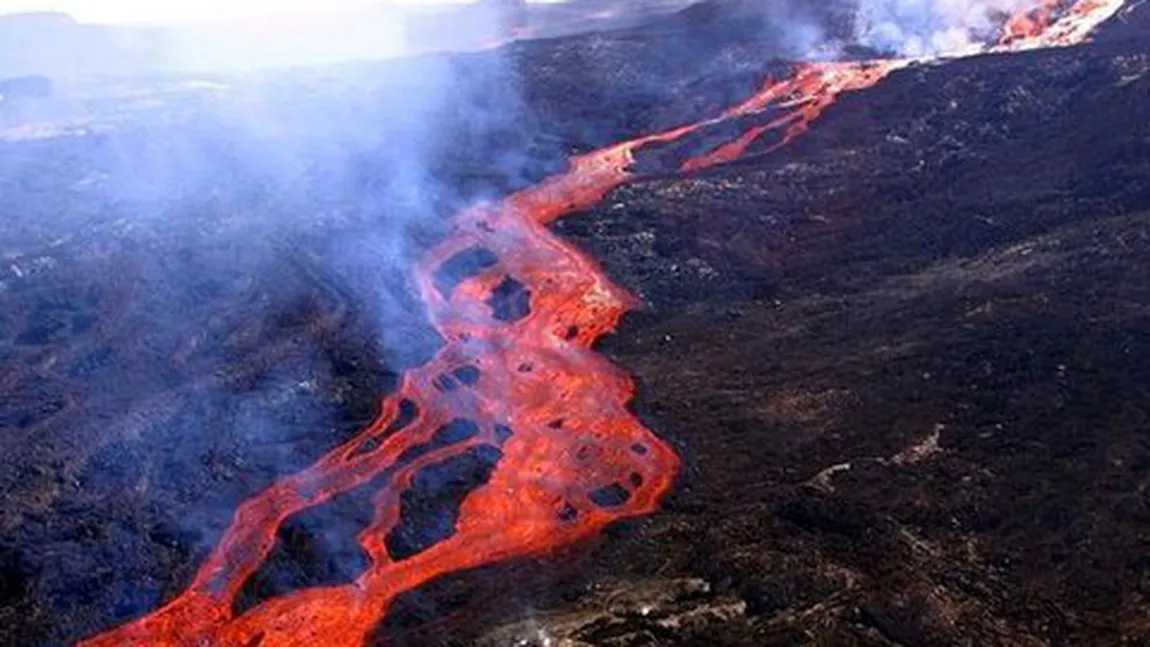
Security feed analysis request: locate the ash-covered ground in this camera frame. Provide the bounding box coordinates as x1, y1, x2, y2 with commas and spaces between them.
1, 2, 1149, 646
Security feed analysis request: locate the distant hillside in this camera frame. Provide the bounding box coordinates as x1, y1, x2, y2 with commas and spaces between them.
0, 1, 696, 79
0, 12, 169, 78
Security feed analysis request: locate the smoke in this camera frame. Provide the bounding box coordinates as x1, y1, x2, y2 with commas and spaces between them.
852, 0, 1051, 56
758, 1, 841, 59
0, 3, 566, 640
0, 4, 512, 77
690, 0, 1051, 62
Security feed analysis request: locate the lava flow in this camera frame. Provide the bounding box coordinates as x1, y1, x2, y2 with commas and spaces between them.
81, 2, 1125, 646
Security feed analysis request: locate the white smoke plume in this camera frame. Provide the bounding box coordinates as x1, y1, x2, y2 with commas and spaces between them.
854, 0, 1052, 57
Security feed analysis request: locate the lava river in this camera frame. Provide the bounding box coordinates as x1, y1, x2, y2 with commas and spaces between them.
80, 1, 1126, 645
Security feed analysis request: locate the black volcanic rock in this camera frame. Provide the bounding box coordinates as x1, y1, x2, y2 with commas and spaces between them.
0, 4, 1149, 647
534, 28, 1150, 647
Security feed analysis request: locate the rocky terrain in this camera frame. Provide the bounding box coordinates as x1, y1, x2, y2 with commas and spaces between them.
0, 1, 1148, 645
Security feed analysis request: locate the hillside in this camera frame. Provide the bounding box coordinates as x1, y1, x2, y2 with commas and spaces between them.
0, 1, 1147, 645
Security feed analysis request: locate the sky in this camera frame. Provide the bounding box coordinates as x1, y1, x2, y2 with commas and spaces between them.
0, 0, 477, 24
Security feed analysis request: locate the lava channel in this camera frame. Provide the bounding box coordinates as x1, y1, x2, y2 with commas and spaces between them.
80, 1, 1126, 645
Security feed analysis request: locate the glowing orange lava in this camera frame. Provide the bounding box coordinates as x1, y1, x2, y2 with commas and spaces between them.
80, 2, 1124, 645
1003, 0, 1063, 42
998, 0, 1126, 50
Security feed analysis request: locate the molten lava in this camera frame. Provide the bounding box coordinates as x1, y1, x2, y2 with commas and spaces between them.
81, 2, 1125, 645
999, 0, 1125, 49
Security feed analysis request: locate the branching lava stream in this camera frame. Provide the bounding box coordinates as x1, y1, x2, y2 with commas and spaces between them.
80, 1, 1124, 645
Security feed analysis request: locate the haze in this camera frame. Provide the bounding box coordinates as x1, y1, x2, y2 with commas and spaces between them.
0, 0, 474, 25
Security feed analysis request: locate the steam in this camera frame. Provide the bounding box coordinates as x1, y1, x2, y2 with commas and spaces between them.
713, 0, 1051, 62
760, 1, 840, 60
0, 2, 553, 633
853, 0, 1052, 56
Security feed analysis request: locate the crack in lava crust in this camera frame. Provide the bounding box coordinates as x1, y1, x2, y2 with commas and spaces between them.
79, 1, 1125, 645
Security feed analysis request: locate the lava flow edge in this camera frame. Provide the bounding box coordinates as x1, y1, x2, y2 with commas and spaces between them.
79, 1, 1126, 645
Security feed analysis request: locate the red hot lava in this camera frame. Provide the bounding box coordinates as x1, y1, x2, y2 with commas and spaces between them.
81, 2, 1124, 645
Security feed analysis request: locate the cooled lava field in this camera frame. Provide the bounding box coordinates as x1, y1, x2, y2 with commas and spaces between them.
1, 1, 1148, 646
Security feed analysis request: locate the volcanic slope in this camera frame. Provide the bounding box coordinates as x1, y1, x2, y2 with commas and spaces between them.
0, 3, 1148, 647
0, 7, 857, 644
508, 17, 1150, 647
